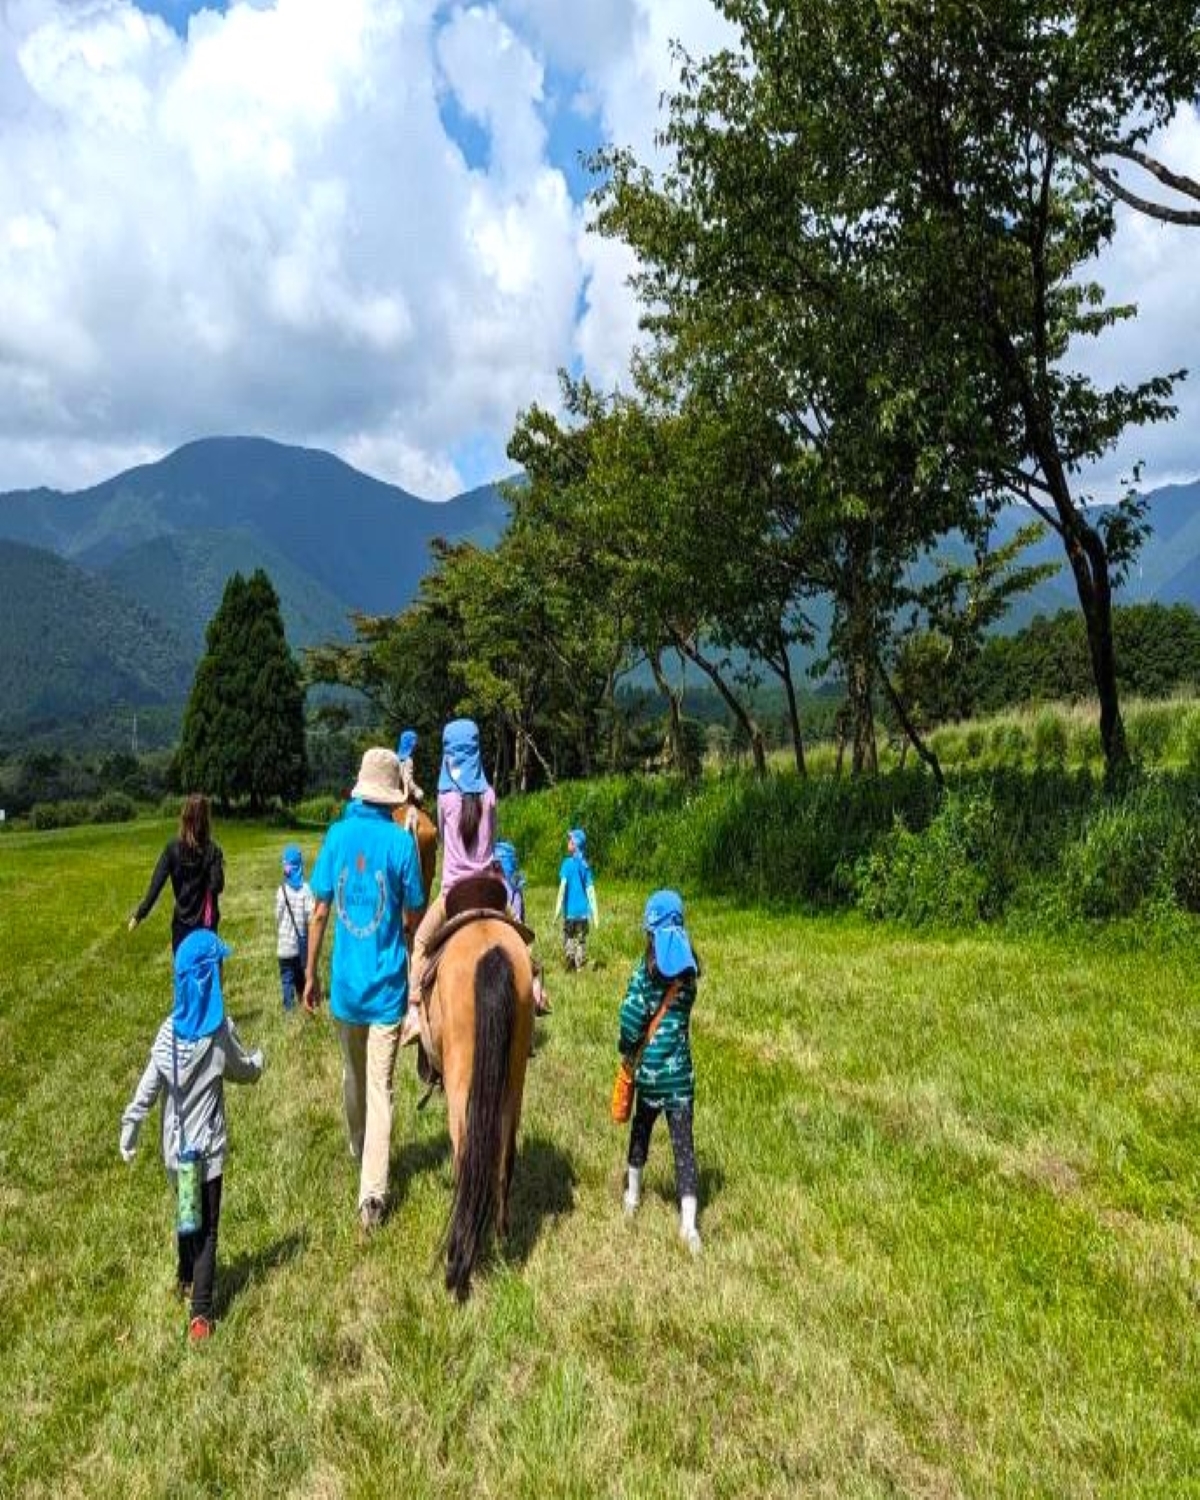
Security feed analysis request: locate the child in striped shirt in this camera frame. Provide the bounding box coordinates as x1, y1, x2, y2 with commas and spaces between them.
275, 844, 315, 1011
618, 890, 702, 1254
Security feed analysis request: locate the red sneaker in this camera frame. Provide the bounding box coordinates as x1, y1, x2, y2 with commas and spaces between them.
188, 1316, 212, 1343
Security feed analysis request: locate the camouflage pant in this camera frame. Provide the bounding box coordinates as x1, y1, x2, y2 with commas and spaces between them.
562, 918, 589, 970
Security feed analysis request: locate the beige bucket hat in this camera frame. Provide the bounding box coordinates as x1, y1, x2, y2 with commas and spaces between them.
350, 746, 406, 806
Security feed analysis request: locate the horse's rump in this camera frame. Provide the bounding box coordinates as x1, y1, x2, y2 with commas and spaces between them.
437, 920, 534, 1299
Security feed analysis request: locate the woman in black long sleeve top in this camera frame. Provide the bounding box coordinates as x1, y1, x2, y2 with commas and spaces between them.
129, 794, 225, 952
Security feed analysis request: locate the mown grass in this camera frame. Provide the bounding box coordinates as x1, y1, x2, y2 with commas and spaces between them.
3, 819, 1199, 1496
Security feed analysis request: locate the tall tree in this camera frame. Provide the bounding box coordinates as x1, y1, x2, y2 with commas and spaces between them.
597, 0, 1189, 778
178, 570, 307, 810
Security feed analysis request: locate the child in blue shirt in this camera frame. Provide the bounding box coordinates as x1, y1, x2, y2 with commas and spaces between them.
554, 827, 598, 971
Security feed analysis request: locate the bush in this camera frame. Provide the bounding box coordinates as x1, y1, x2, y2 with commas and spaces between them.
1165, 706, 1200, 772
989, 721, 1027, 764
853, 791, 1016, 925
91, 792, 137, 824
293, 795, 342, 825
29, 801, 88, 831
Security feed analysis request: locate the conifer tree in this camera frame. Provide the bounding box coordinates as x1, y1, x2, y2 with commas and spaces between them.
178, 569, 307, 810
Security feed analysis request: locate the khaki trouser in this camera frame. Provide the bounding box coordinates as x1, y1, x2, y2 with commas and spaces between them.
337, 1019, 401, 1208
410, 894, 448, 1003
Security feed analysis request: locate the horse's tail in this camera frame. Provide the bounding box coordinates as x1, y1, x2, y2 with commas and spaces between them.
446, 944, 516, 1300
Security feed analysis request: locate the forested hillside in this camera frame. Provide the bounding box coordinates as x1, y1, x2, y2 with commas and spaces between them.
0, 542, 191, 725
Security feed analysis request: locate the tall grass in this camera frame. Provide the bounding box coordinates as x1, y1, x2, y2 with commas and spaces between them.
501, 759, 1200, 931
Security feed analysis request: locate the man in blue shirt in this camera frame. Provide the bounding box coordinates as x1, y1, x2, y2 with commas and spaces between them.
304, 747, 425, 1232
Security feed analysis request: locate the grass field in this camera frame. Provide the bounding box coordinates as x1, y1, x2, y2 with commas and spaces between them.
3, 819, 1199, 1497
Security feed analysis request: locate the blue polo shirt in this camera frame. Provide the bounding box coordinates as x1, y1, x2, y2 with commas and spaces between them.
310, 800, 425, 1025
558, 855, 594, 920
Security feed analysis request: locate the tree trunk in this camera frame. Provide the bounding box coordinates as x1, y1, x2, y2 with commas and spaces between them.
1071, 522, 1129, 779
985, 307, 1130, 778
843, 534, 878, 777
649, 651, 686, 771
768, 648, 807, 777
878, 658, 944, 789
670, 629, 768, 776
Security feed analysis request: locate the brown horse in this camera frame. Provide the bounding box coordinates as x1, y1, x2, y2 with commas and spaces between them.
424, 917, 534, 1299
393, 805, 438, 911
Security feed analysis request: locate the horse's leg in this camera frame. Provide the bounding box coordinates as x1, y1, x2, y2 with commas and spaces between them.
497, 969, 533, 1241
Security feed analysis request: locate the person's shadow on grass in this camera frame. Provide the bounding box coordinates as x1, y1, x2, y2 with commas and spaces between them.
214, 1230, 306, 1318
388, 1131, 452, 1214
503, 1133, 577, 1266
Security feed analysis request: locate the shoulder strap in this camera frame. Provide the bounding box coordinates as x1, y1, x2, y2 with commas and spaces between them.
280, 882, 302, 941
632, 978, 681, 1069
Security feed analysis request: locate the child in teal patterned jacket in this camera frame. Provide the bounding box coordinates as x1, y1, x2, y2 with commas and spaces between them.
618, 889, 702, 1253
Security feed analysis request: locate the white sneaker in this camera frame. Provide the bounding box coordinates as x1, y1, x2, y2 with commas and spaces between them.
681, 1226, 702, 1256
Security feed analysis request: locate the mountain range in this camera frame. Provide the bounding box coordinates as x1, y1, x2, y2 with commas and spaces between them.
0, 435, 1198, 745
0, 436, 507, 743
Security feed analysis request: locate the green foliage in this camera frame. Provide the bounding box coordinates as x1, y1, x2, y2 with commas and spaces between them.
29, 801, 89, 831
0, 541, 191, 732
971, 604, 1200, 714
91, 792, 137, 824
1031, 711, 1068, 768
177, 570, 307, 810
1058, 783, 1178, 918
854, 793, 1016, 926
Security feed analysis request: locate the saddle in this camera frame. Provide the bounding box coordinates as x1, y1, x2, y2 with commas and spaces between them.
427, 875, 535, 964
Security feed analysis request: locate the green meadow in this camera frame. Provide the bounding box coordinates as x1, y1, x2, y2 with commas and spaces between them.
2, 818, 1199, 1497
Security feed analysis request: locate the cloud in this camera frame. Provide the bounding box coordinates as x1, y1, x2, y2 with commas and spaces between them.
0, 0, 586, 491
0, 0, 1195, 502
1068, 106, 1200, 498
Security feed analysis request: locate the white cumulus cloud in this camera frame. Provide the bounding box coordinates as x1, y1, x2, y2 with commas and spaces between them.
0, 0, 1195, 502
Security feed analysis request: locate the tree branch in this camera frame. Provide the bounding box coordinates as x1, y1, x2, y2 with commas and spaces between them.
1101, 141, 1200, 205
1063, 139, 1200, 227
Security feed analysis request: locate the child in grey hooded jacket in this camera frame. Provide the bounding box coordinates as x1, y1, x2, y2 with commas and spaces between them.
120, 930, 263, 1341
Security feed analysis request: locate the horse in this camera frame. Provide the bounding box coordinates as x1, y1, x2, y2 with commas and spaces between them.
423, 914, 535, 1299
393, 804, 438, 911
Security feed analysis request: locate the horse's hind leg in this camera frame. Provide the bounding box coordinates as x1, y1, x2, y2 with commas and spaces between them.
496, 1105, 517, 1240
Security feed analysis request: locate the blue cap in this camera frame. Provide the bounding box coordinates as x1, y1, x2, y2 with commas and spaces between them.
643, 889, 696, 978
172, 930, 231, 1041
569, 827, 587, 854
282, 843, 304, 890
438, 718, 488, 795
397, 729, 417, 760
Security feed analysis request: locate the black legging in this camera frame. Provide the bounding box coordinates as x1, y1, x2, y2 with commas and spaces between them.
627, 1098, 698, 1200
177, 1173, 223, 1321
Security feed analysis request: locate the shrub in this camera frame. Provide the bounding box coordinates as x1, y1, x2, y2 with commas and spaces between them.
29, 801, 88, 831
91, 792, 137, 824
1126, 703, 1176, 767
853, 791, 1016, 925
294, 795, 342, 825
1165, 706, 1200, 772
963, 725, 988, 761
